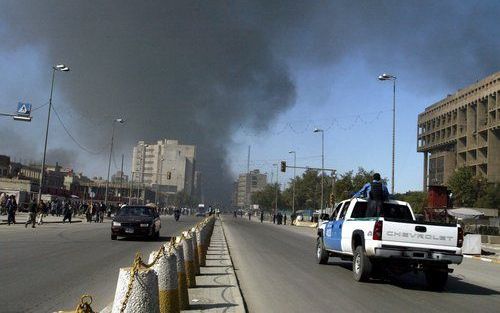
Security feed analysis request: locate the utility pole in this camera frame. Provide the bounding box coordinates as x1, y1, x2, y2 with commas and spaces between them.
38, 64, 69, 205
289, 151, 296, 214
246, 145, 251, 213
119, 154, 124, 203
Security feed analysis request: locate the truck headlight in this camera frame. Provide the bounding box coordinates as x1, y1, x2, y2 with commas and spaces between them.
140, 223, 149, 227
112, 221, 121, 227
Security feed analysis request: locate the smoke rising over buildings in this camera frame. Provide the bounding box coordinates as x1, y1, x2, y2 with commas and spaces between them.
0, 1, 498, 202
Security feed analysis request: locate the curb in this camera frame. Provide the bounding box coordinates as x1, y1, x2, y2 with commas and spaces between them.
219, 218, 247, 313
463, 254, 500, 264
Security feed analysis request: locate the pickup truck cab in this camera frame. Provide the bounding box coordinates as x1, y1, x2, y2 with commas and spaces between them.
317, 198, 463, 289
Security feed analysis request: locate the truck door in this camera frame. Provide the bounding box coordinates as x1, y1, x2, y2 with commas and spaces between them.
323, 202, 343, 250
331, 202, 350, 251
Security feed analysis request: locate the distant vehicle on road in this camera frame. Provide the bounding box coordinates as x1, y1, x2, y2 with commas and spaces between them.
316, 198, 463, 290
195, 211, 206, 217
111, 205, 161, 240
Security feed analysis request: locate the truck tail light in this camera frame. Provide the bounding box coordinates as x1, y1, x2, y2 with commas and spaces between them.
373, 220, 383, 240
457, 227, 464, 248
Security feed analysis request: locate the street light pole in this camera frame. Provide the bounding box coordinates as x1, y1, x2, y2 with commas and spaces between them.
38, 64, 69, 205
104, 118, 124, 206
314, 128, 325, 216
288, 151, 296, 214
378, 73, 397, 194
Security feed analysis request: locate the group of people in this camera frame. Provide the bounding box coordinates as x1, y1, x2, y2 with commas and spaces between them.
0, 194, 18, 225
0, 192, 120, 228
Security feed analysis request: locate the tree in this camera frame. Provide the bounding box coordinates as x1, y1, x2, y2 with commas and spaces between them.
251, 183, 283, 212
447, 167, 487, 207
394, 191, 427, 213
332, 168, 388, 202
475, 184, 500, 209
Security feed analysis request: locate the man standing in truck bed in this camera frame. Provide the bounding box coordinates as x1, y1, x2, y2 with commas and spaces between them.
353, 173, 389, 217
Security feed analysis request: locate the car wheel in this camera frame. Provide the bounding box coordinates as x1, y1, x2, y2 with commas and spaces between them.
111, 234, 117, 240
425, 265, 448, 290
353, 245, 372, 282
316, 238, 329, 264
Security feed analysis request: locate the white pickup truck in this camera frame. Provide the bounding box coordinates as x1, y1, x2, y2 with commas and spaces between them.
317, 198, 463, 289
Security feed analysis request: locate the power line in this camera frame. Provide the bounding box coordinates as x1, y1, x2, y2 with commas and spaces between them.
52, 104, 107, 155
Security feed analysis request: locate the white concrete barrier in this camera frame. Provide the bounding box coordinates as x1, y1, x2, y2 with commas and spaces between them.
190, 228, 200, 275
181, 232, 196, 288
173, 238, 189, 310
463, 234, 482, 255
111, 267, 159, 313
148, 247, 179, 313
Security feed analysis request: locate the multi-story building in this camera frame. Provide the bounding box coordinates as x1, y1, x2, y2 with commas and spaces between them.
234, 169, 267, 208
0, 155, 10, 177
417, 71, 500, 188
131, 139, 196, 196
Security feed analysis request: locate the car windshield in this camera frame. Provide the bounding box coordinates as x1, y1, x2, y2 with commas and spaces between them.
116, 207, 152, 217
351, 202, 414, 221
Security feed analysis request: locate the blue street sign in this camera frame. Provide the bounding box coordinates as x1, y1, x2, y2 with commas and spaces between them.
17, 102, 32, 116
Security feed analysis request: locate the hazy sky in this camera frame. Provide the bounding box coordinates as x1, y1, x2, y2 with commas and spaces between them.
0, 1, 499, 202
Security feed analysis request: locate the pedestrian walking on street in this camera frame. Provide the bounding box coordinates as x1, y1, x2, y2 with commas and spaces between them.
25, 201, 37, 228
273, 213, 276, 224
248, 212, 251, 220
284, 214, 287, 225
7, 195, 17, 225
260, 211, 264, 223
0, 193, 7, 215
62, 201, 72, 223
37, 200, 47, 225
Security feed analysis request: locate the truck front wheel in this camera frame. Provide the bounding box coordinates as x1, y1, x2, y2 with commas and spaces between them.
353, 245, 372, 282
425, 265, 448, 290
316, 238, 329, 264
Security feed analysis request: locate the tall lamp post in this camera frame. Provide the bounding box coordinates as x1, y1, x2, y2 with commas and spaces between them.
378, 73, 397, 194
313, 128, 324, 216
104, 118, 125, 206
288, 150, 296, 214
38, 64, 70, 205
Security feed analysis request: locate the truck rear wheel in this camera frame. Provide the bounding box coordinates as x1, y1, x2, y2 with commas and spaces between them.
425, 265, 448, 290
316, 238, 329, 264
353, 245, 372, 282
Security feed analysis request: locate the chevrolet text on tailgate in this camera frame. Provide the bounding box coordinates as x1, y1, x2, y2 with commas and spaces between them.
316, 198, 463, 290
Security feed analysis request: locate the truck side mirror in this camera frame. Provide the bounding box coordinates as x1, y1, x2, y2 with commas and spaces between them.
320, 213, 330, 220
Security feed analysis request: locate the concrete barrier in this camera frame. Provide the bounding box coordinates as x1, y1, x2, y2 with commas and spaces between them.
463, 234, 482, 255
181, 233, 196, 288
196, 226, 206, 267
190, 228, 200, 275
111, 267, 159, 313
148, 247, 179, 313
62, 217, 219, 313
173, 238, 189, 310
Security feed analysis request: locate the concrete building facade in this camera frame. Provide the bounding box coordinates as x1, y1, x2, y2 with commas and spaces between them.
234, 169, 267, 208
131, 139, 196, 196
417, 72, 500, 188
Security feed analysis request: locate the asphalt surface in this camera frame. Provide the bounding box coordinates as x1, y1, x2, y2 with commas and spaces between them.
0, 215, 201, 313
223, 217, 500, 313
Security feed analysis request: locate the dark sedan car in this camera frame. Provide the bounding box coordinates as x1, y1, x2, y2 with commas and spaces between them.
111, 205, 161, 240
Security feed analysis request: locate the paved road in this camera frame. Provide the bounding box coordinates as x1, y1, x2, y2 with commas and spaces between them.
0, 215, 201, 313
223, 217, 500, 313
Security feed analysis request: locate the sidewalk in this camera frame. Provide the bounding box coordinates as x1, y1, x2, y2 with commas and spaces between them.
182, 218, 245, 313
0, 212, 84, 225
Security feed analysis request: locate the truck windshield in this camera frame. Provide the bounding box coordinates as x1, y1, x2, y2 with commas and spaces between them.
351, 202, 413, 221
